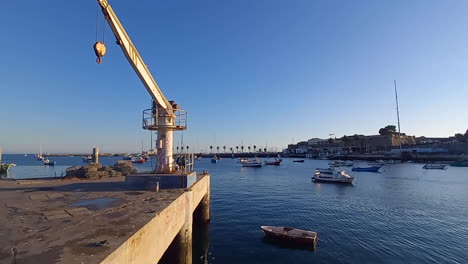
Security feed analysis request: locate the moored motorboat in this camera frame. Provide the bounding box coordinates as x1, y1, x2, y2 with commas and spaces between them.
43, 159, 56, 166
122, 155, 133, 160
242, 157, 263, 167
265, 158, 281, 166
261, 226, 318, 248
352, 166, 382, 172
131, 157, 145, 164
423, 164, 447, 170
293, 159, 305, 163
83, 155, 93, 162
313, 168, 354, 184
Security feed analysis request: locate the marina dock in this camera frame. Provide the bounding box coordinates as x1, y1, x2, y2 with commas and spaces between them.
0, 173, 210, 264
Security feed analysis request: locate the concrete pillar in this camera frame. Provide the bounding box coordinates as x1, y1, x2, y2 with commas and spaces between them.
92, 147, 99, 163
200, 174, 211, 223
175, 190, 193, 264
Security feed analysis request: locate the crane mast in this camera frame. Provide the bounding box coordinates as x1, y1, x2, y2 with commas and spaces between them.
96, 0, 187, 174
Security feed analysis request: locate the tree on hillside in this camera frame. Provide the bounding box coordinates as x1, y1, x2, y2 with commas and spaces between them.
253, 145, 257, 152
223, 146, 226, 153
379, 125, 397, 135
236, 146, 239, 153
210, 146, 213, 153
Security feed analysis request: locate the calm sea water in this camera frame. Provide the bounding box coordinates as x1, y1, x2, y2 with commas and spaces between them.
2, 154, 468, 263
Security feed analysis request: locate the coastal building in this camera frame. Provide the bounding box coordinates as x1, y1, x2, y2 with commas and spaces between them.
286, 132, 416, 156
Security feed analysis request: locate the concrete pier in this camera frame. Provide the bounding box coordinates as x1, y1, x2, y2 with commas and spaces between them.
0, 172, 210, 264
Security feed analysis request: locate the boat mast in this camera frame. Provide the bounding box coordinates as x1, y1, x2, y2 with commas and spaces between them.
394, 80, 402, 149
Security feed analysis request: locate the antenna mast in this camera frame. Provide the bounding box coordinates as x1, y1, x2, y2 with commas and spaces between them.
394, 80, 402, 149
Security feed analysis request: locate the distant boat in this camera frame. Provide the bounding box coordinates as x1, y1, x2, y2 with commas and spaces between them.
313, 168, 354, 184
131, 157, 145, 164
423, 164, 447, 170
83, 155, 93, 162
450, 161, 468, 167
293, 160, 305, 163
242, 157, 263, 167
24, 154, 27, 157
36, 144, 44, 160
43, 159, 56, 166
265, 160, 281, 166
122, 155, 133, 160
352, 166, 382, 172
261, 226, 318, 248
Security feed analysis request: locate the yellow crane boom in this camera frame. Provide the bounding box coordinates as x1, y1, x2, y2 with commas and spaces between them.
96, 0, 187, 174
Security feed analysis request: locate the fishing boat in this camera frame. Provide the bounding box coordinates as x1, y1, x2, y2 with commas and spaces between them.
83, 155, 93, 162
329, 160, 354, 167
211, 158, 218, 163
293, 159, 305, 163
352, 166, 382, 172
43, 159, 56, 166
122, 155, 133, 160
265, 159, 281, 166
242, 158, 263, 167
260, 226, 318, 248
313, 168, 354, 184
450, 161, 468, 167
423, 164, 447, 170
0, 163, 16, 174
36, 144, 44, 160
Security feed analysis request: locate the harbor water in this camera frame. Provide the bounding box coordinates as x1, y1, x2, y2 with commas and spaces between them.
2, 154, 468, 263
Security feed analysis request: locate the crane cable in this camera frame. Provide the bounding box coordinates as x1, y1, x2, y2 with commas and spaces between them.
93, 3, 107, 64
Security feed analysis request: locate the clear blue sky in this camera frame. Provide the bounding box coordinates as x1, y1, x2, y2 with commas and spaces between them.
1, 0, 467, 154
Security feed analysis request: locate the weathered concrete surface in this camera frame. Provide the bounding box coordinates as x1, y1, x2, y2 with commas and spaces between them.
0, 173, 210, 264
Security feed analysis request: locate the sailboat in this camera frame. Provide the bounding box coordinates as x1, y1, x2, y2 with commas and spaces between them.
35, 144, 44, 161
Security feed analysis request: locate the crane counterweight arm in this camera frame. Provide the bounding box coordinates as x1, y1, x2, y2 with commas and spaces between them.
97, 0, 172, 112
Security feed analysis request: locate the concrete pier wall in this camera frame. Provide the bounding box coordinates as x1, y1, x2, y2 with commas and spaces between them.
101, 174, 210, 264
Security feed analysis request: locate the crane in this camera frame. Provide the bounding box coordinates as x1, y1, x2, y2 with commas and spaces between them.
95, 0, 187, 174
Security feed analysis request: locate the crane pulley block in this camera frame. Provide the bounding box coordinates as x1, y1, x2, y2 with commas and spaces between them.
93, 41, 107, 64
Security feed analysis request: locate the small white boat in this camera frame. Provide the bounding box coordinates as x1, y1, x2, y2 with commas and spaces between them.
423, 164, 447, 170
313, 168, 354, 184
242, 158, 263, 167
43, 159, 56, 166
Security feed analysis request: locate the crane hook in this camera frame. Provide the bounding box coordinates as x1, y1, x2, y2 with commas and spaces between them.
93, 41, 107, 64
